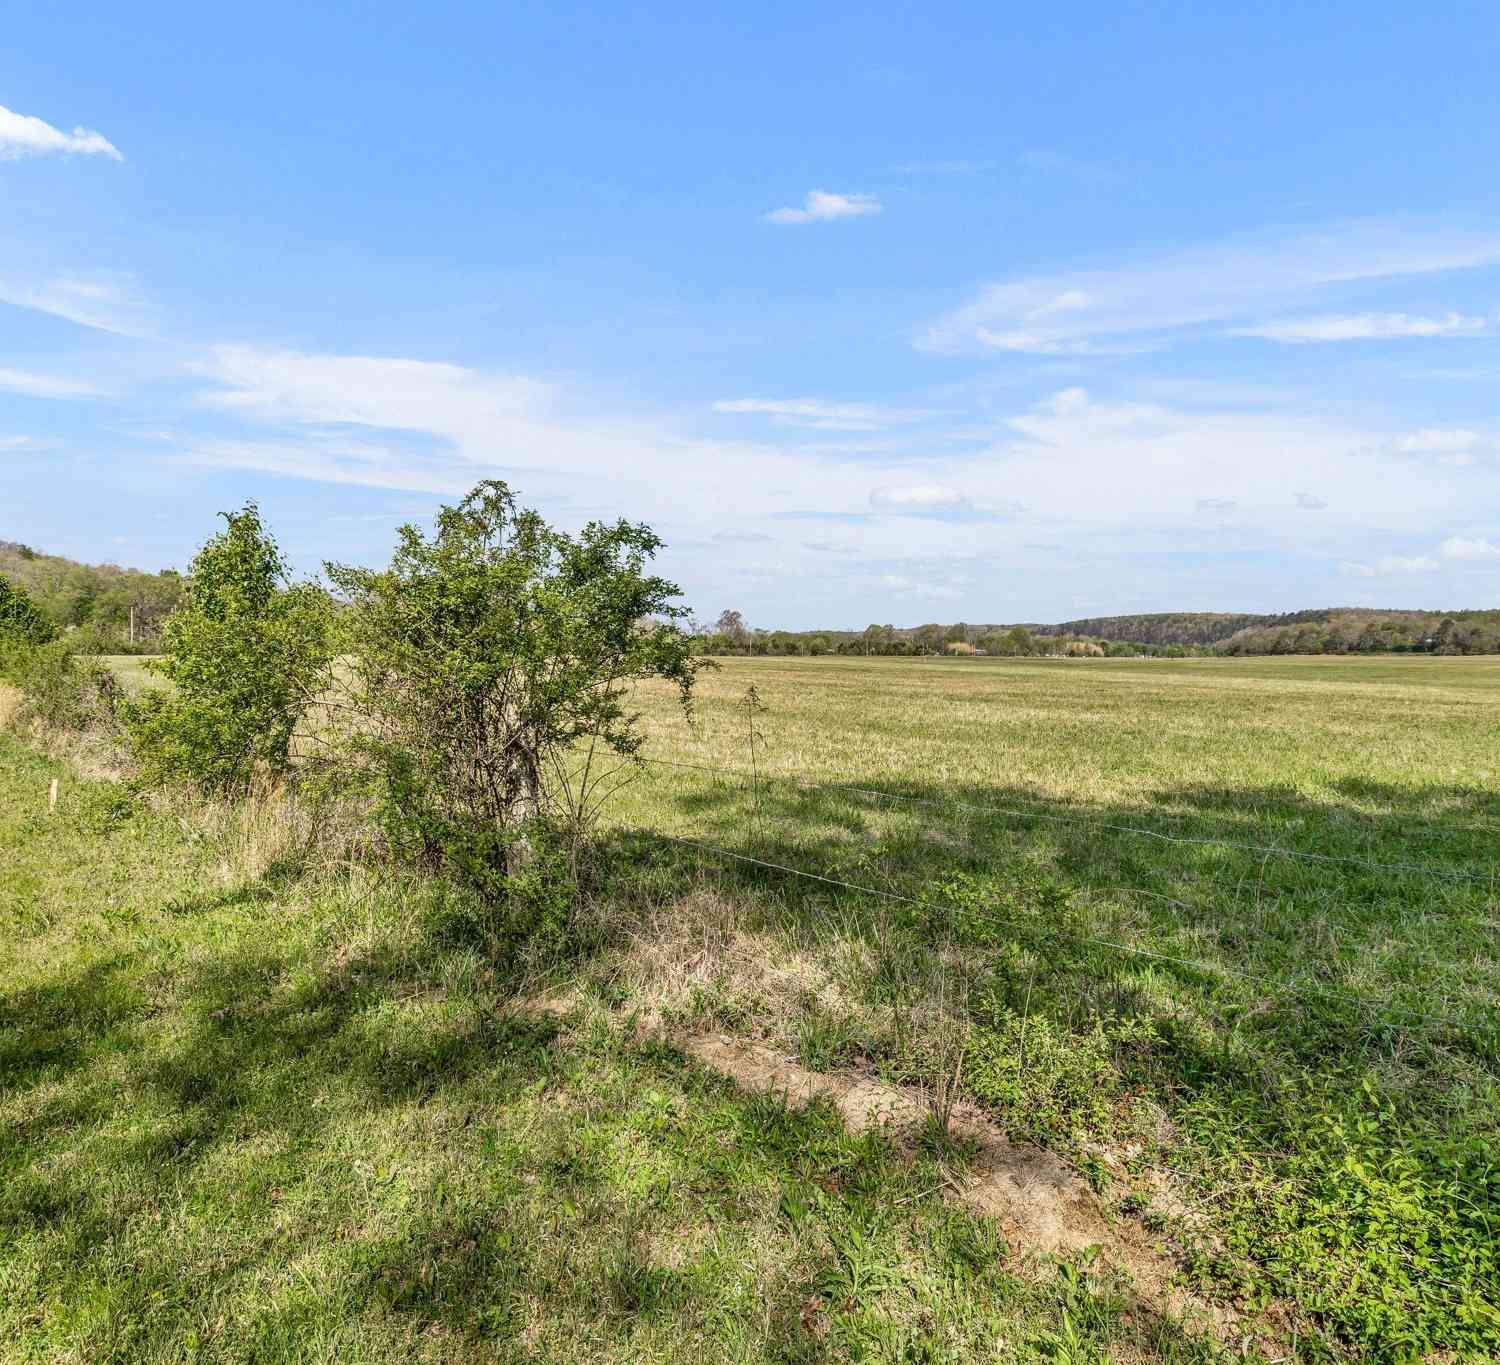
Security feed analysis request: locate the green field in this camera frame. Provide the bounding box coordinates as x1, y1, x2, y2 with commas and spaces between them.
4, 654, 1498, 1360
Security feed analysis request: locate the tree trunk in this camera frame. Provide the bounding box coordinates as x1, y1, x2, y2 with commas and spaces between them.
503, 744, 543, 874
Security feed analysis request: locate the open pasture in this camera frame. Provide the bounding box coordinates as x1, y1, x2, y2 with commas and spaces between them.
8, 650, 1497, 1359
588, 653, 1500, 1353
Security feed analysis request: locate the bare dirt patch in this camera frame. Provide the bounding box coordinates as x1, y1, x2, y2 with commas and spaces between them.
526, 993, 1242, 1339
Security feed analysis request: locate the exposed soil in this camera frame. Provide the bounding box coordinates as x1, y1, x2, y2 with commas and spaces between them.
527, 994, 1246, 1340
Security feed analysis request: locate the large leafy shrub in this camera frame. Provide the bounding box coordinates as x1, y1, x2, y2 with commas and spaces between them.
321, 480, 701, 892
126, 503, 334, 793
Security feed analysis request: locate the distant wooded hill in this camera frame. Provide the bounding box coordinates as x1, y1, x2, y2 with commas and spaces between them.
1042, 609, 1500, 654
0, 541, 182, 650
702, 607, 1500, 656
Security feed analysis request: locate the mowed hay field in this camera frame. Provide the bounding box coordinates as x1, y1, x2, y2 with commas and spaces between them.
4, 653, 1498, 1361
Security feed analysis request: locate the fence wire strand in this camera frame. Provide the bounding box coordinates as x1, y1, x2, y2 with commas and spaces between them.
641, 755, 1500, 884
642, 828, 1486, 1036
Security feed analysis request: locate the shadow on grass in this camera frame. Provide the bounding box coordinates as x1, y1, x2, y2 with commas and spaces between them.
5, 760, 1497, 1359
602, 765, 1500, 1074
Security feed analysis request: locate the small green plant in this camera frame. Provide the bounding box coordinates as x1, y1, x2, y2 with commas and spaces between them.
738, 682, 769, 831
966, 1009, 1150, 1146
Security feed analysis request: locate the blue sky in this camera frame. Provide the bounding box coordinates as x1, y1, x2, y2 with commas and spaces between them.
4, 2, 1500, 628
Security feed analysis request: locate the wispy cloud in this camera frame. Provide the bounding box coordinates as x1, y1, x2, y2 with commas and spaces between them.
1295, 492, 1328, 510
919, 220, 1500, 355
1390, 427, 1481, 454
712, 397, 935, 431
0, 367, 103, 399
1440, 536, 1500, 561
1017, 147, 1121, 185
870, 483, 967, 512
0, 271, 151, 335
0, 103, 122, 161
712, 529, 776, 544
1233, 312, 1489, 343
1385, 427, 1495, 466
765, 190, 882, 225
1340, 555, 1440, 577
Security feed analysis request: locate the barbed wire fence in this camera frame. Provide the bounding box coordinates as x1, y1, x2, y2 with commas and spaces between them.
604, 752, 1500, 1043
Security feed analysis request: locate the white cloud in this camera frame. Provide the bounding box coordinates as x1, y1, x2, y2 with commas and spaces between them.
0, 103, 122, 161
178, 350, 1500, 609
765, 190, 882, 225
196, 345, 552, 431
1295, 493, 1328, 510
973, 328, 1156, 356
712, 529, 776, 544
0, 271, 151, 335
1391, 427, 1480, 454
712, 397, 935, 431
1233, 312, 1488, 343
0, 367, 103, 399
0, 435, 36, 451
1340, 556, 1440, 577
1439, 536, 1500, 561
919, 220, 1500, 355
870, 483, 967, 512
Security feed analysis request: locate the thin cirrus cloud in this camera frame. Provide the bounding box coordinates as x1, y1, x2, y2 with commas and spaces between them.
1385, 427, 1494, 466
1440, 536, 1500, 561
764, 190, 882, 224
712, 397, 936, 431
0, 367, 103, 399
918, 219, 1500, 355
1232, 312, 1489, 343
0, 103, 122, 161
870, 483, 968, 512
1340, 555, 1440, 578
0, 271, 152, 336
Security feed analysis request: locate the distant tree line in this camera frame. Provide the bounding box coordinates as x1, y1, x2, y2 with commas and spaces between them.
1216, 609, 1500, 656
693, 607, 1500, 658
693, 614, 1213, 658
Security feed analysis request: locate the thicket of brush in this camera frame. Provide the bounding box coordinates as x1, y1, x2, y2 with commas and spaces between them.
1, 479, 703, 927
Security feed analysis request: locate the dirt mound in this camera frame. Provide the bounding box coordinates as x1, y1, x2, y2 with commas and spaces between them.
679, 1033, 1236, 1333
526, 989, 1243, 1334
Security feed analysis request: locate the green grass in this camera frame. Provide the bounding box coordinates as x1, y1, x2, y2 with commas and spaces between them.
92, 655, 157, 695
17, 652, 1500, 1360
586, 655, 1500, 1358
0, 732, 1226, 1364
